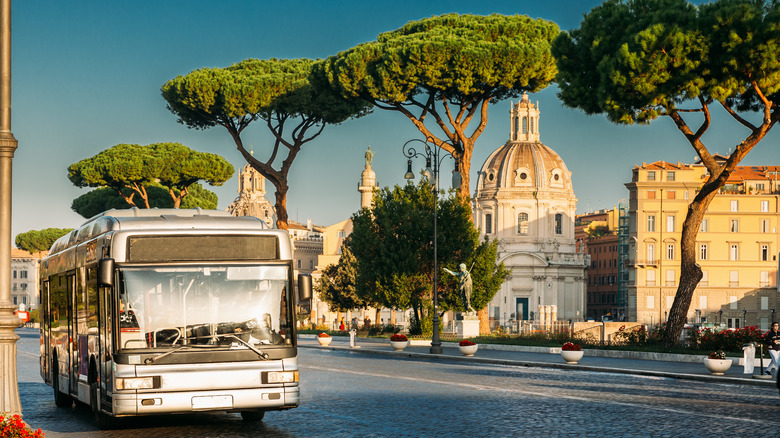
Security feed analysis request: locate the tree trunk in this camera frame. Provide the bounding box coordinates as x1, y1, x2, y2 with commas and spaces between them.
274, 185, 289, 230
662, 189, 719, 348
478, 307, 489, 335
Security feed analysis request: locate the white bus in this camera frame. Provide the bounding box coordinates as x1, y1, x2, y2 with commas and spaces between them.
38, 209, 311, 427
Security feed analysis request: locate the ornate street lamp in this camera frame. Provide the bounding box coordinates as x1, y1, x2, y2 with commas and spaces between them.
402, 137, 459, 355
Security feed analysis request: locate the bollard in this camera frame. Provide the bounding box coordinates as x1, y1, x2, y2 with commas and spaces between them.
742, 342, 755, 374
349, 329, 360, 348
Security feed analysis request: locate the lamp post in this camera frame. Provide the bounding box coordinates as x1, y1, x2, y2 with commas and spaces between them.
402, 137, 459, 355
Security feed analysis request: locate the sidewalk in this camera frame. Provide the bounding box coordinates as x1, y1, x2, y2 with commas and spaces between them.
298, 335, 779, 388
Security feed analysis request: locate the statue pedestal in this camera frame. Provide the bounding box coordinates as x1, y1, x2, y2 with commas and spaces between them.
456, 314, 479, 338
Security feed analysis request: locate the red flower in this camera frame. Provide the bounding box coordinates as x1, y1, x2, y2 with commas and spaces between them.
459, 339, 475, 346
562, 342, 581, 351
317, 332, 331, 338
390, 334, 408, 342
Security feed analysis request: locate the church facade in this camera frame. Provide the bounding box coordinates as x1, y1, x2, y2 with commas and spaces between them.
473, 95, 588, 325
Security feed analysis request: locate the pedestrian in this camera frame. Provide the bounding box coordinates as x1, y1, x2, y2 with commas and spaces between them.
764, 321, 780, 375
339, 319, 345, 331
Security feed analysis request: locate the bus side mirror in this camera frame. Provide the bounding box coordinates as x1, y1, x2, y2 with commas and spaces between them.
98, 258, 115, 287
297, 273, 312, 301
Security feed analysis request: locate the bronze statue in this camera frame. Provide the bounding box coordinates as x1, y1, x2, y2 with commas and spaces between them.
444, 263, 474, 313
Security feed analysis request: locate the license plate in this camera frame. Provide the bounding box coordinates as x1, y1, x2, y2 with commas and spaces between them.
191, 395, 233, 410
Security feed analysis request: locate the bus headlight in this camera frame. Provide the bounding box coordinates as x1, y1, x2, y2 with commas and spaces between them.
115, 376, 161, 390
263, 371, 298, 384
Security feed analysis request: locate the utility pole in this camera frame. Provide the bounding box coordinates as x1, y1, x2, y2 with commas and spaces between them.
0, 0, 22, 415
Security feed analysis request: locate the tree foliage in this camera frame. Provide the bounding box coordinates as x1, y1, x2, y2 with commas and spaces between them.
68, 143, 232, 209
15, 228, 73, 253
161, 58, 370, 229
316, 13, 559, 199
316, 245, 365, 312
71, 183, 218, 219
553, 0, 780, 346
339, 182, 508, 334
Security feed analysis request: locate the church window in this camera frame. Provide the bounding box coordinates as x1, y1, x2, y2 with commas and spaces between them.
518, 213, 529, 235
514, 117, 520, 140
554, 213, 563, 235
530, 117, 535, 133
519, 172, 527, 180
553, 173, 560, 181
485, 214, 493, 234
522, 116, 528, 134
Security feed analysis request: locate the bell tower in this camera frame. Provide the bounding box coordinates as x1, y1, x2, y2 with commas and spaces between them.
510, 93, 540, 143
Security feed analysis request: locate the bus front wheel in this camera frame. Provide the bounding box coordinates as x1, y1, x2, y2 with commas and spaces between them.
240, 411, 265, 422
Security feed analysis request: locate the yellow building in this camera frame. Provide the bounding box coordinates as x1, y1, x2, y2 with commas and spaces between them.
626, 160, 779, 330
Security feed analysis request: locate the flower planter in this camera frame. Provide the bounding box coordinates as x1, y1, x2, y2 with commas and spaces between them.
317, 336, 332, 346
459, 344, 478, 356
561, 350, 584, 364
704, 358, 732, 375
390, 340, 408, 351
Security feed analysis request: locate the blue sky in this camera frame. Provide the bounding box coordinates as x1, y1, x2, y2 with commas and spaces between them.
9, 0, 780, 240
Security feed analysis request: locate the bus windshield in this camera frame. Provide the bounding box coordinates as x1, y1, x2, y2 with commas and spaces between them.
117, 265, 290, 350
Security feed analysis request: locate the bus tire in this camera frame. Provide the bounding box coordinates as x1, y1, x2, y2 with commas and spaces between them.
240, 410, 265, 422
52, 360, 72, 408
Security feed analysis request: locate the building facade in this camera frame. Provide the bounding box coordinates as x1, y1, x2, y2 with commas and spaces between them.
11, 248, 41, 310
226, 163, 276, 227
575, 209, 622, 321
626, 160, 779, 329
473, 95, 588, 325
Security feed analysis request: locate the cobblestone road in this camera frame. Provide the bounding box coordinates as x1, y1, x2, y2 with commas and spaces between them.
14, 329, 780, 437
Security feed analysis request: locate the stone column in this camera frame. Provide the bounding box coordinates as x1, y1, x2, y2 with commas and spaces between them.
0, 0, 21, 415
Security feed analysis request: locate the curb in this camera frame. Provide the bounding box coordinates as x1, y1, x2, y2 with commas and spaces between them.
299, 342, 777, 388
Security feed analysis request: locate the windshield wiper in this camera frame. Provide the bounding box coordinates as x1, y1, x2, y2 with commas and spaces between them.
143, 344, 218, 365
221, 334, 270, 360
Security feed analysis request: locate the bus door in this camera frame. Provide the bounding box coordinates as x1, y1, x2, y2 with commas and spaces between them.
98, 285, 114, 408
67, 273, 79, 394
40, 280, 50, 382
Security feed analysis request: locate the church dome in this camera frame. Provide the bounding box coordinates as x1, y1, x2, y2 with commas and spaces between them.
476, 94, 573, 194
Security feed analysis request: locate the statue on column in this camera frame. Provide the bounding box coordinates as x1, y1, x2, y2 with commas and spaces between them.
444, 263, 475, 314
364, 146, 373, 167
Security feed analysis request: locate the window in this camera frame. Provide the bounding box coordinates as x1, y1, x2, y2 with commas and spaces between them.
554, 213, 563, 235
667, 171, 675, 181
647, 190, 656, 199
647, 295, 655, 309
700, 270, 708, 286
20, 283, 27, 291
666, 215, 675, 232
646, 270, 656, 286
700, 295, 707, 309
700, 219, 708, 232
309, 260, 314, 270
699, 244, 708, 260
297, 260, 301, 269
730, 272, 739, 288
647, 215, 656, 232
760, 271, 770, 287
667, 244, 675, 260
517, 212, 529, 235
761, 200, 769, 212
730, 200, 738, 212
338, 231, 347, 238
761, 219, 770, 233
666, 270, 675, 287
20, 270, 27, 279
646, 243, 655, 263
761, 244, 769, 261
666, 295, 674, 309
485, 214, 493, 234
667, 190, 676, 199
684, 191, 689, 200
647, 171, 656, 181
730, 244, 739, 261
522, 116, 528, 134
730, 219, 739, 232
11, 270, 16, 279
761, 296, 769, 310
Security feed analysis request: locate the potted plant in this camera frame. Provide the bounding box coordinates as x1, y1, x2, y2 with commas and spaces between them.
704, 350, 732, 375
389, 333, 409, 351
317, 332, 332, 346
560, 342, 584, 364
458, 339, 478, 356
